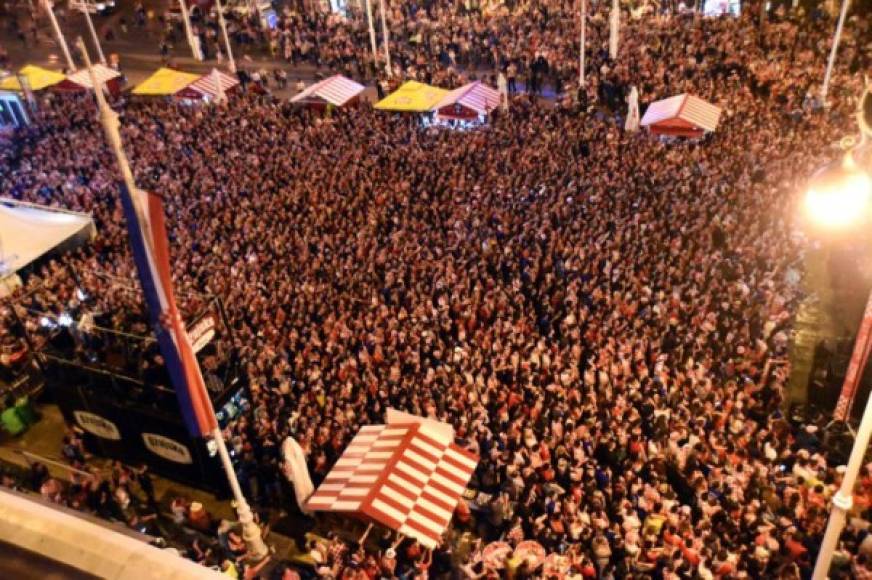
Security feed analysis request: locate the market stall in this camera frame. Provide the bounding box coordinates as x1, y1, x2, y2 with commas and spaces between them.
131, 67, 201, 97
290, 74, 365, 109
53, 64, 123, 97
374, 80, 448, 113
306, 415, 478, 548
432, 81, 501, 120
640, 93, 721, 138
0, 65, 65, 92
174, 68, 240, 101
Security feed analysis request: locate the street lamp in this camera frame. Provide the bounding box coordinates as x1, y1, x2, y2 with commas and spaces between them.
71, 0, 107, 65
803, 151, 872, 229
809, 86, 872, 580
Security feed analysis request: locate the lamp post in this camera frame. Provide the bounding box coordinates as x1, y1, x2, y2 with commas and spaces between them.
579, 0, 586, 87
378, 0, 391, 77
72, 0, 106, 65
214, 0, 237, 73
44, 0, 76, 71
808, 89, 872, 580
820, 0, 851, 106
364, 0, 379, 75
179, 0, 204, 61
608, 0, 619, 60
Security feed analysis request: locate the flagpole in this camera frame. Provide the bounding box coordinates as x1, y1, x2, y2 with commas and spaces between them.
44, 0, 76, 71
378, 0, 392, 77
76, 37, 267, 561
214, 0, 237, 73
579, 0, 586, 87
364, 0, 379, 74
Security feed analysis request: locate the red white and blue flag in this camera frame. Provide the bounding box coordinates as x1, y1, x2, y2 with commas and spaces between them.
119, 183, 217, 437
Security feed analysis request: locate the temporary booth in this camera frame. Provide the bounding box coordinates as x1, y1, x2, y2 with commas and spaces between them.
307, 415, 478, 548
290, 74, 365, 109
0, 198, 94, 296
374, 80, 448, 113
0, 65, 65, 92
640, 93, 721, 138
432, 81, 501, 120
131, 67, 201, 97
175, 68, 240, 101
53, 64, 123, 97
0, 198, 95, 277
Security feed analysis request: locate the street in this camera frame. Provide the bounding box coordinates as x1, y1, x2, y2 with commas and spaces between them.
0, 0, 340, 94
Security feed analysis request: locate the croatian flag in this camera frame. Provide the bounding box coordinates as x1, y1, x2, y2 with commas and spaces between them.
119, 183, 217, 437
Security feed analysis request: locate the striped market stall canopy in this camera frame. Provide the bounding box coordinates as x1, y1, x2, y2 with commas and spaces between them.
306, 421, 478, 548
176, 68, 240, 101
433, 81, 501, 120
290, 75, 365, 107
641, 93, 722, 138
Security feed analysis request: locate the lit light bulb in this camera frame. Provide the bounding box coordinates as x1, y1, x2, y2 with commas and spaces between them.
805, 164, 872, 230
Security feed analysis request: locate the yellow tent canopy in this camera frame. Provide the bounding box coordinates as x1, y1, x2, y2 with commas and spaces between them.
374, 81, 448, 112
0, 65, 66, 92
132, 67, 201, 96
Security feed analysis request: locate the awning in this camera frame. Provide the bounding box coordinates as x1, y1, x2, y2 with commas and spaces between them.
0, 198, 95, 275
433, 81, 501, 119
306, 420, 478, 548
132, 68, 201, 96
641, 93, 721, 137
374, 81, 448, 113
290, 74, 365, 107
55, 64, 121, 91
176, 68, 240, 100
0, 65, 66, 92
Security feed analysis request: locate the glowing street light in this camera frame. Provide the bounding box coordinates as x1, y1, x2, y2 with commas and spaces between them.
804, 154, 872, 230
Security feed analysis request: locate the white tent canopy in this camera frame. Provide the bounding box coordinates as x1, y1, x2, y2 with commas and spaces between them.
64, 64, 121, 90
0, 199, 95, 276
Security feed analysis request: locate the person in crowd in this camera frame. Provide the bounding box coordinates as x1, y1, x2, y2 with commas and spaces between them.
1, 3, 870, 578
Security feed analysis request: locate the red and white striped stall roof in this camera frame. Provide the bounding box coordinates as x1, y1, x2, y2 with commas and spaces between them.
306, 422, 478, 548
183, 68, 239, 99
290, 75, 365, 107
433, 81, 501, 117
64, 64, 121, 90
641, 93, 721, 136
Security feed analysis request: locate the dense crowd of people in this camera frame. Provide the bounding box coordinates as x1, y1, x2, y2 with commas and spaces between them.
153, 0, 869, 102
3, 1, 872, 578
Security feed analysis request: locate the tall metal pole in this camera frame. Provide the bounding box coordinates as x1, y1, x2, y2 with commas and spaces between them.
76, 37, 267, 561
80, 5, 106, 65
820, 0, 850, 106
579, 0, 586, 87
364, 0, 379, 73
813, 353, 872, 577
44, 0, 76, 71
608, 0, 620, 60
178, 0, 203, 61
214, 0, 237, 73
378, 0, 392, 77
